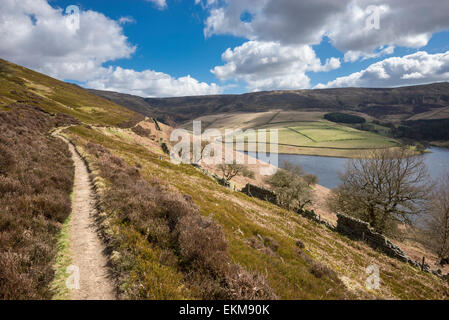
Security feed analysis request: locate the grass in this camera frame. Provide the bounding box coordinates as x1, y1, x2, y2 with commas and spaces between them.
232, 121, 399, 157
0, 58, 135, 126
49, 215, 72, 300
182, 110, 400, 158
1, 59, 447, 300
62, 124, 449, 300
66, 134, 276, 299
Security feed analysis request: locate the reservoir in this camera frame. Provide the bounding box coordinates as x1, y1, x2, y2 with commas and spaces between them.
249, 147, 449, 189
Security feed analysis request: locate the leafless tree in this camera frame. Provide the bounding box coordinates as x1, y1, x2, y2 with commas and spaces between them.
328, 148, 431, 235
218, 163, 245, 182
193, 139, 210, 163
424, 174, 449, 263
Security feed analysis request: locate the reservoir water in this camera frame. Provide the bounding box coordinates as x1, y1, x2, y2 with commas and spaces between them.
249, 147, 449, 189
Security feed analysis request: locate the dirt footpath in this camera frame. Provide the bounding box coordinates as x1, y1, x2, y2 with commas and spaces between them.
61, 136, 115, 300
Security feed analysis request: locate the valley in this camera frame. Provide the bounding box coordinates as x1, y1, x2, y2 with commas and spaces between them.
1, 58, 449, 301
91, 84, 449, 158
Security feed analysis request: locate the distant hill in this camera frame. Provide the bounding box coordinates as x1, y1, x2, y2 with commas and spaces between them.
88, 82, 449, 125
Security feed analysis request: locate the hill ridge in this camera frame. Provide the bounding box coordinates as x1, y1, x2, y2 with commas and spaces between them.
88, 82, 449, 125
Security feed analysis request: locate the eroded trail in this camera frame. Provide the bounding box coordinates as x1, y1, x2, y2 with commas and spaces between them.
61, 136, 115, 300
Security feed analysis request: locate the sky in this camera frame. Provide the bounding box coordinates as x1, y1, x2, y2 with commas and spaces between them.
1, 0, 449, 97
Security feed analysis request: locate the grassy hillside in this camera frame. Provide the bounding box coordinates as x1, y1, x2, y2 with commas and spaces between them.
180, 111, 399, 157
90, 83, 449, 147
0, 58, 140, 299
1, 59, 448, 300
248, 121, 397, 157
89, 82, 449, 125
59, 122, 448, 299
0, 59, 137, 126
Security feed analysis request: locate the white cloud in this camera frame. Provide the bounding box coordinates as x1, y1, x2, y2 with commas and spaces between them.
86, 67, 222, 98
315, 51, 449, 88
0, 0, 135, 81
344, 46, 395, 63
0, 0, 221, 97
325, 1, 448, 57
203, 0, 350, 46
200, 0, 449, 61
211, 41, 340, 91
118, 16, 136, 25
146, 0, 167, 10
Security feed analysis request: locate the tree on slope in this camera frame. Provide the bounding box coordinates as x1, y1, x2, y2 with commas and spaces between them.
424, 174, 449, 264
266, 161, 314, 212
328, 148, 431, 235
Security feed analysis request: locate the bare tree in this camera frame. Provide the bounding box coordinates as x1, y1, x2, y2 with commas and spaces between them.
193, 139, 210, 163
218, 163, 245, 182
328, 148, 431, 235
424, 174, 449, 264
266, 161, 313, 211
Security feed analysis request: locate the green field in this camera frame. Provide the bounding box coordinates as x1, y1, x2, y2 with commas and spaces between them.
183, 111, 399, 157
231, 120, 399, 157
276, 122, 397, 149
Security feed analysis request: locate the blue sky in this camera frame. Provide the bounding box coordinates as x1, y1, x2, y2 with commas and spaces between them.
1, 0, 449, 96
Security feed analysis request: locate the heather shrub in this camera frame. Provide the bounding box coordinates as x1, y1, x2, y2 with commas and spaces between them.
0, 104, 74, 299
177, 215, 229, 275
225, 265, 278, 300
0, 145, 15, 175
131, 125, 151, 137
85, 142, 276, 300
298, 251, 341, 284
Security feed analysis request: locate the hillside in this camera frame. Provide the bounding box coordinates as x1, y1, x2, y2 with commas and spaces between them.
0, 59, 139, 126
1, 59, 449, 300
59, 120, 449, 300
89, 83, 449, 125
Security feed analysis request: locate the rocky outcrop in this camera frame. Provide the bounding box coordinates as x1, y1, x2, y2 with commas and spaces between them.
241, 184, 277, 204
336, 213, 409, 262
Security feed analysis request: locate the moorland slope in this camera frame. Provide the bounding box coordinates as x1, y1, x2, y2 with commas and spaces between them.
89, 82, 449, 125
1, 58, 448, 300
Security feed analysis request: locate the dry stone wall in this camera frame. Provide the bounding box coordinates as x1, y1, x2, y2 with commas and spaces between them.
152, 118, 161, 131
241, 184, 277, 204
298, 209, 336, 230
336, 213, 409, 262
237, 182, 447, 278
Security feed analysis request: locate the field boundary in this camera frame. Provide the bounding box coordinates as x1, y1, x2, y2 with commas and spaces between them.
286, 127, 317, 142
231, 141, 397, 151
266, 111, 281, 125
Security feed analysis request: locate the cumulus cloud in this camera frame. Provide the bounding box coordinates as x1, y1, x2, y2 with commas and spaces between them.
0, 0, 220, 97
0, 0, 136, 81
326, 0, 449, 58
203, 0, 350, 46
315, 51, 449, 88
86, 67, 222, 98
200, 0, 449, 60
344, 46, 395, 63
211, 41, 340, 91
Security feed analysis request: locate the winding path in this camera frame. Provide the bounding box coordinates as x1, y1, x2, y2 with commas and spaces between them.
59, 135, 115, 300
